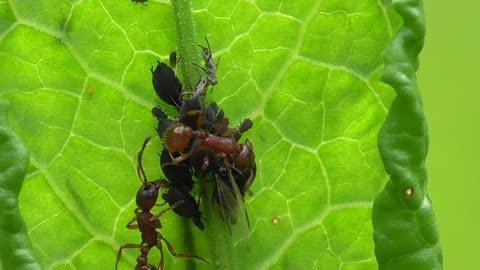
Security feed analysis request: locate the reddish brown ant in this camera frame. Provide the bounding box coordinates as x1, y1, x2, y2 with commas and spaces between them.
162, 122, 255, 173
115, 137, 208, 270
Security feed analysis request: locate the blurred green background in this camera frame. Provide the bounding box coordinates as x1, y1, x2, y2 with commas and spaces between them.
419, 1, 479, 269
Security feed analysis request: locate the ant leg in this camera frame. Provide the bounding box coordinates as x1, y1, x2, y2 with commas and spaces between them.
155, 200, 168, 207
243, 167, 256, 193
160, 236, 209, 264
116, 243, 144, 270
161, 151, 193, 168
126, 215, 139, 230
171, 98, 181, 109
219, 127, 241, 138
137, 136, 151, 184
148, 200, 184, 222
192, 62, 208, 73
156, 241, 165, 270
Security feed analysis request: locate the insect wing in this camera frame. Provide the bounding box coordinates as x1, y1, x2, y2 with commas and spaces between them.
214, 170, 250, 242
225, 168, 250, 242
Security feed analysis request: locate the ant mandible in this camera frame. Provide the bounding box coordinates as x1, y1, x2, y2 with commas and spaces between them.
115, 136, 208, 270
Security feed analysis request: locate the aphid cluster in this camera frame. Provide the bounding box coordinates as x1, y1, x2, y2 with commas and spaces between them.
150, 39, 256, 231
116, 39, 256, 270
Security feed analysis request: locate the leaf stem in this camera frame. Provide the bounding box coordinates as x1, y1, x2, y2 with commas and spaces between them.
170, 2, 232, 269
171, 0, 201, 88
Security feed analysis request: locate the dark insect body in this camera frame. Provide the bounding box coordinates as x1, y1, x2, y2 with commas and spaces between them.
115, 137, 208, 270
152, 107, 175, 139
159, 149, 206, 231
161, 119, 255, 232
162, 182, 205, 231
169, 52, 178, 69
161, 103, 255, 228
160, 148, 194, 190
151, 61, 183, 108
149, 42, 256, 233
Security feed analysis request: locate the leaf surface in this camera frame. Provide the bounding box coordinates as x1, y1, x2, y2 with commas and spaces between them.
0, 0, 440, 269
0, 100, 41, 270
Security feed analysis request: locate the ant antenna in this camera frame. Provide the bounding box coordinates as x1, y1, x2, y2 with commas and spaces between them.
137, 136, 151, 185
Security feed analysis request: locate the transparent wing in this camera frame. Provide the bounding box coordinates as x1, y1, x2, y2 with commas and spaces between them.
213, 169, 250, 243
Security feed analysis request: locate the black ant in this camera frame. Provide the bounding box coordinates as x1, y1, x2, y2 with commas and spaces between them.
115, 137, 208, 270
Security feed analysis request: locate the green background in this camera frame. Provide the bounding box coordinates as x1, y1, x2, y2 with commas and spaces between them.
419, 1, 479, 269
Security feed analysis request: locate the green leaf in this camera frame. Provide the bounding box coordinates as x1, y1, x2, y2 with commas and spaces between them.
0, 0, 441, 269
372, 0, 443, 269
0, 100, 41, 270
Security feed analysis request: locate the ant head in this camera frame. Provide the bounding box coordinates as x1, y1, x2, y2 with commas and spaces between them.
234, 140, 255, 172
135, 181, 160, 210
164, 123, 193, 153
135, 180, 167, 210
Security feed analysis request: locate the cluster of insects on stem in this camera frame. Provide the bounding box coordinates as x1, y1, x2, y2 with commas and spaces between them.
116, 32, 256, 269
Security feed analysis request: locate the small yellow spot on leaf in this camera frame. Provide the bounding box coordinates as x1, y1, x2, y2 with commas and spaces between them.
405, 187, 414, 198
272, 217, 279, 225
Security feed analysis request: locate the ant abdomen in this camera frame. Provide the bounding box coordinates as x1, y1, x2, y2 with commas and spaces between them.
233, 139, 255, 172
